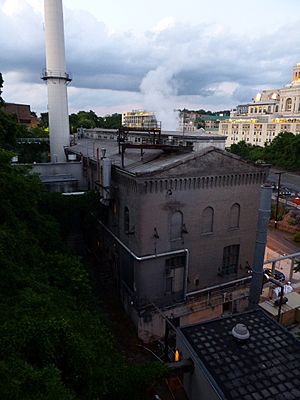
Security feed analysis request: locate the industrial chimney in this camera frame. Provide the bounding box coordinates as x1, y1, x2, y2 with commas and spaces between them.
43, 0, 71, 163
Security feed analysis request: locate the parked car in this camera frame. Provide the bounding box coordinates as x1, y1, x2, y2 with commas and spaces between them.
292, 197, 300, 205
263, 268, 286, 282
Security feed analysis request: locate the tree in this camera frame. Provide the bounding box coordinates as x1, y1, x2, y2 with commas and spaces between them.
0, 73, 3, 105
229, 133, 300, 170
39, 112, 49, 129
0, 148, 167, 399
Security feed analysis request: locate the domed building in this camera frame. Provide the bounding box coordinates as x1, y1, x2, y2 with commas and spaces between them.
219, 64, 300, 147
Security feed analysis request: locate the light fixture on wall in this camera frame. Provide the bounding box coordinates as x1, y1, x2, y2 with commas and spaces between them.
182, 224, 188, 234
153, 227, 160, 239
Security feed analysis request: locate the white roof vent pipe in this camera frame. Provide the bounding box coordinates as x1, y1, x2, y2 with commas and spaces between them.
232, 324, 250, 341
100, 158, 111, 206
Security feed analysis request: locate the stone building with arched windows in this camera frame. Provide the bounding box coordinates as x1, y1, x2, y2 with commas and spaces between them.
219, 63, 300, 147
78, 134, 270, 342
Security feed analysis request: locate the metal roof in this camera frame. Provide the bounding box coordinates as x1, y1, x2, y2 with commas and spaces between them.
179, 309, 300, 400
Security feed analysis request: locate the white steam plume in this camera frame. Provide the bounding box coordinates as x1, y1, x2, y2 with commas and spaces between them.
140, 65, 179, 131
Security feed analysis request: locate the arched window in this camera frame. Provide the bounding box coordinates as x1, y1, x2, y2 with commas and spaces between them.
124, 207, 130, 233
285, 98, 292, 111
170, 211, 183, 240
201, 207, 214, 234
229, 203, 240, 229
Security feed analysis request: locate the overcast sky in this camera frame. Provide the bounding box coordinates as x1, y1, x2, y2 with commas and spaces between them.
1, 0, 300, 123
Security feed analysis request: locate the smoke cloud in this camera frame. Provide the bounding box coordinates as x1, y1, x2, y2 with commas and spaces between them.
140, 65, 179, 130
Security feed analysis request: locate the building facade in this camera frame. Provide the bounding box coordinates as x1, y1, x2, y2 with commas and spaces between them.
122, 110, 158, 128
3, 103, 38, 128
71, 134, 269, 342
219, 63, 300, 147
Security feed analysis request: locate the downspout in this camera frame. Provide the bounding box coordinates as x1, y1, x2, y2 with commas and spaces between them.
248, 184, 272, 309
94, 216, 190, 300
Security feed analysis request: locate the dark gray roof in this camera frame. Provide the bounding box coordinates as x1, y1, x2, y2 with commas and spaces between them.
70, 139, 268, 178
180, 309, 300, 400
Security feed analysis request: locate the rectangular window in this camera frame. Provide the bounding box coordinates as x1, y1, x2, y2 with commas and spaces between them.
222, 245, 240, 275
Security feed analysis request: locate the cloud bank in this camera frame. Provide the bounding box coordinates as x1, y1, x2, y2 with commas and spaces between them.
1, 0, 300, 123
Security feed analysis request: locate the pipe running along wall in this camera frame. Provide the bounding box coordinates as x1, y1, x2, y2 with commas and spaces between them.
94, 216, 190, 300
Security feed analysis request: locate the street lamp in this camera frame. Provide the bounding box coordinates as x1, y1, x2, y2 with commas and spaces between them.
274, 172, 284, 230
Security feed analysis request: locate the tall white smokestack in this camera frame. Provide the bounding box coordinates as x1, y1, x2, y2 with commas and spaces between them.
43, 0, 71, 163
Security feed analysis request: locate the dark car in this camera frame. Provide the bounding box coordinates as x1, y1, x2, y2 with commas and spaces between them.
263, 268, 286, 282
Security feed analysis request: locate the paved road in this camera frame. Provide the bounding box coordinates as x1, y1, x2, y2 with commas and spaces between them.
268, 169, 300, 194
267, 228, 300, 256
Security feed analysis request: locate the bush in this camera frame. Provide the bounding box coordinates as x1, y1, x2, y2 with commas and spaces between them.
294, 231, 300, 243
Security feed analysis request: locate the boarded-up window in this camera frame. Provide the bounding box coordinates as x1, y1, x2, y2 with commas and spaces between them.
165, 256, 185, 293
222, 245, 240, 275
229, 203, 240, 229
201, 207, 214, 234
170, 211, 183, 240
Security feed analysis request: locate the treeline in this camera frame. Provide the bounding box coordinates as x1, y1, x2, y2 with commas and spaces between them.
39, 111, 122, 133
0, 74, 167, 398
0, 149, 166, 399
179, 108, 230, 116
229, 132, 300, 171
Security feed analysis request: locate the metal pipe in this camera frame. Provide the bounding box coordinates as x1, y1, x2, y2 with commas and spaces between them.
94, 216, 189, 298
248, 184, 272, 309
277, 286, 284, 323
274, 172, 283, 229
264, 251, 300, 264
186, 276, 251, 297
289, 258, 295, 282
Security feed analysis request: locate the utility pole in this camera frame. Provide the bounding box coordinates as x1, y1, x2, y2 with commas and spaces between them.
274, 172, 284, 230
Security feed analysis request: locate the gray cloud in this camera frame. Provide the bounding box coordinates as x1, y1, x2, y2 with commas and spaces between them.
1, 1, 300, 114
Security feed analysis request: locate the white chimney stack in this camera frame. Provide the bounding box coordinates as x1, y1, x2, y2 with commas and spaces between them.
43, 0, 71, 163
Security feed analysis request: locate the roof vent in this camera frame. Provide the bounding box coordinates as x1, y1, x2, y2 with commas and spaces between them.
232, 323, 250, 341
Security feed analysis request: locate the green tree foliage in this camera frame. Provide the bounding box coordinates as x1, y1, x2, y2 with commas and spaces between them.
0, 149, 167, 399
294, 232, 300, 245
37, 110, 122, 133
39, 112, 49, 129
0, 73, 29, 149
263, 132, 300, 170
229, 132, 300, 170
229, 140, 264, 162
0, 109, 28, 150
69, 111, 122, 133
0, 73, 4, 105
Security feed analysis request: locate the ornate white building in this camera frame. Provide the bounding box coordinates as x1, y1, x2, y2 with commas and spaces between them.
219, 63, 300, 147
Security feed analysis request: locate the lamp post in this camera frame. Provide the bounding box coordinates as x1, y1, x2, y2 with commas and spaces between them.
274, 172, 284, 230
